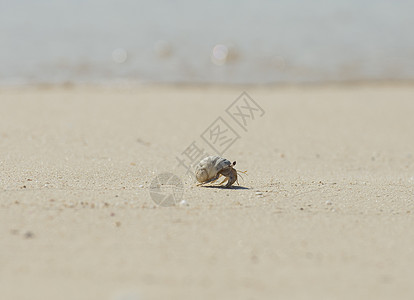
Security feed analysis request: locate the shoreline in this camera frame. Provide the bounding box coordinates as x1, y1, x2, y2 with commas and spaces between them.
2, 78, 414, 90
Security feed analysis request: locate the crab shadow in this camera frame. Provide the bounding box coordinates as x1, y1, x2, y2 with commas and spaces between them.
201, 185, 250, 190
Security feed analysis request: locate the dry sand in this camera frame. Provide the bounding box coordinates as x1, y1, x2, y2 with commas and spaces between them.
1, 84, 414, 300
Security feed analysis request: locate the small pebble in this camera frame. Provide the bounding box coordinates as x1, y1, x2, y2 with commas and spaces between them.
24, 231, 34, 239
255, 192, 263, 195
325, 200, 332, 205
251, 255, 259, 263
139, 184, 144, 188
113, 290, 141, 300
179, 200, 189, 206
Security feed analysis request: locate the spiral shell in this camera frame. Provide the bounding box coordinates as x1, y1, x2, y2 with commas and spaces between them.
195, 156, 232, 183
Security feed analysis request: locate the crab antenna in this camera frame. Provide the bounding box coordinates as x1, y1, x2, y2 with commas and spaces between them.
237, 170, 247, 182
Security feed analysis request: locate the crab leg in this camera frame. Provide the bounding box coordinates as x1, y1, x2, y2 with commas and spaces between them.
208, 174, 222, 184
218, 177, 229, 186
198, 174, 221, 185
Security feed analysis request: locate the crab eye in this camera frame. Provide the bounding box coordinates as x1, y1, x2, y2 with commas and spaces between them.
232, 161, 236, 166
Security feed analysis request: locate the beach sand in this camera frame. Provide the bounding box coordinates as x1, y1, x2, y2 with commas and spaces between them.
1, 84, 414, 300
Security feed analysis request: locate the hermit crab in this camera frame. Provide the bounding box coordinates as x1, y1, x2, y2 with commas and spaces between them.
195, 156, 245, 188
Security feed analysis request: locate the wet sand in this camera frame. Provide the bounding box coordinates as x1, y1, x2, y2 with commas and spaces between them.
1, 84, 414, 300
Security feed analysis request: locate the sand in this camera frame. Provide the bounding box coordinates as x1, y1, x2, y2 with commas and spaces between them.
1, 83, 414, 300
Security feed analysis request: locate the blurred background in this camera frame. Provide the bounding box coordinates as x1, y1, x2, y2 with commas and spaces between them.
1, 0, 414, 85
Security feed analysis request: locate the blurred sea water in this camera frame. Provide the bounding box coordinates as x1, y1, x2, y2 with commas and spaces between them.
1, 0, 414, 85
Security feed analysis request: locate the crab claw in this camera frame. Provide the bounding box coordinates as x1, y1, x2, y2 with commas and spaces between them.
225, 168, 238, 187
